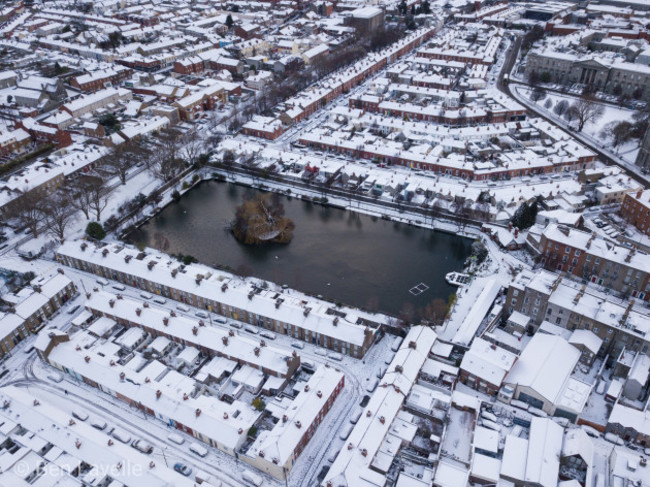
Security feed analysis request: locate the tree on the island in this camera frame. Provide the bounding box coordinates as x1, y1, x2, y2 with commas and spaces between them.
421, 0, 431, 14
225, 14, 234, 30
398, 0, 407, 14
232, 192, 295, 245
568, 94, 604, 132
43, 192, 76, 243
86, 221, 106, 240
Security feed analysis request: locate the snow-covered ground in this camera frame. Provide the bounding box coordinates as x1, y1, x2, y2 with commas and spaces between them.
0, 259, 398, 487
513, 85, 649, 184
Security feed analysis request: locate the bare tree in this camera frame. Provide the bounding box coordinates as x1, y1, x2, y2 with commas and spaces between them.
181, 130, 205, 167
568, 94, 604, 132
104, 139, 151, 184
530, 86, 546, 102
553, 99, 569, 117
43, 192, 76, 243
65, 177, 95, 219
147, 129, 184, 182
87, 177, 110, 221
419, 298, 448, 326
12, 191, 45, 237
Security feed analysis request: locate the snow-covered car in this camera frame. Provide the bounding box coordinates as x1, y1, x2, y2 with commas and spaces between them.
131, 439, 153, 454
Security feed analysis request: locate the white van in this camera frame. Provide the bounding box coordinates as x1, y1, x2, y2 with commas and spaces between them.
72, 410, 89, 421
111, 284, 126, 291
168, 433, 185, 445
189, 442, 208, 457
242, 470, 264, 486
112, 428, 131, 444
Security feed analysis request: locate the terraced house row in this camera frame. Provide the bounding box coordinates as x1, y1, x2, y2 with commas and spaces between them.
56, 241, 382, 358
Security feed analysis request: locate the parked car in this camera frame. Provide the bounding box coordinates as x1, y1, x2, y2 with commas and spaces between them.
174, 463, 192, 477
168, 433, 185, 445
111, 428, 131, 444
90, 418, 107, 430
189, 442, 208, 457
131, 439, 153, 454
360, 395, 370, 407
72, 410, 89, 421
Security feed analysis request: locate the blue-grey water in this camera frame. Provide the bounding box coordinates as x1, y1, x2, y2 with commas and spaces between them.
127, 181, 472, 317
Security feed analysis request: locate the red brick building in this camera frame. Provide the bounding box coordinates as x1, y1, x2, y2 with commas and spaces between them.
70, 66, 132, 93
620, 189, 650, 237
